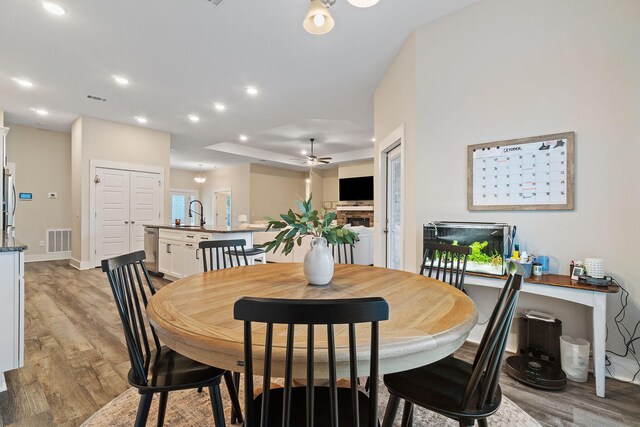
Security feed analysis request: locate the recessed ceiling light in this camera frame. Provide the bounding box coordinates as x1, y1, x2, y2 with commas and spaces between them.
12, 78, 34, 88
239, 134, 248, 142
371, 137, 376, 142
301, 150, 308, 155
31, 108, 49, 116
188, 114, 200, 123
112, 75, 129, 86
246, 86, 259, 96
214, 103, 226, 112
42, 1, 66, 16
135, 116, 148, 124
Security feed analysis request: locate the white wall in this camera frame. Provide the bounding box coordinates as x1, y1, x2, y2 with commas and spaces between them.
375, 0, 640, 380
373, 33, 418, 270
71, 116, 171, 267
322, 167, 339, 203
250, 164, 306, 222
200, 164, 251, 227
170, 168, 201, 193
6, 125, 71, 260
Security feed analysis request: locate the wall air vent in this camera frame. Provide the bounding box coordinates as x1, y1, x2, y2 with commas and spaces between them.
202, 0, 224, 5
47, 229, 72, 253
86, 95, 107, 102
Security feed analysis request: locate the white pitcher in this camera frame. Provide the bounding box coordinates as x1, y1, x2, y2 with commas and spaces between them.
303, 237, 334, 285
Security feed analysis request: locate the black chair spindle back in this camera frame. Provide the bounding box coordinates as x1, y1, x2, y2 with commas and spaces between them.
234, 297, 389, 427
332, 242, 355, 265
461, 261, 523, 411
199, 239, 248, 271
420, 240, 472, 291
101, 250, 160, 385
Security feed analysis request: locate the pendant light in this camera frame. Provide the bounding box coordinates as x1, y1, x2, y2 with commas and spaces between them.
347, 0, 379, 6
193, 164, 206, 184
303, 0, 335, 35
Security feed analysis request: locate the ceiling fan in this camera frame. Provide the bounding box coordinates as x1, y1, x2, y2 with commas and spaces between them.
299, 138, 332, 165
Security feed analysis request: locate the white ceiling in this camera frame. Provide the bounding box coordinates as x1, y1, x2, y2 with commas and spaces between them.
0, 0, 477, 171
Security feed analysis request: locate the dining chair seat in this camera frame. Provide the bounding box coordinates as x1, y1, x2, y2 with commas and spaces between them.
383, 356, 501, 420
129, 345, 227, 391
249, 386, 377, 427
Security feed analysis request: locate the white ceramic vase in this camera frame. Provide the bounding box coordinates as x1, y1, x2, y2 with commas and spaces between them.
303, 237, 334, 286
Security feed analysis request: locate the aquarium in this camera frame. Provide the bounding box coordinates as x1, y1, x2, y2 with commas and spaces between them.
423, 222, 511, 276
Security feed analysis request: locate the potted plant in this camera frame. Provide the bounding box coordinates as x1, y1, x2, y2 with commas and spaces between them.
263, 195, 358, 285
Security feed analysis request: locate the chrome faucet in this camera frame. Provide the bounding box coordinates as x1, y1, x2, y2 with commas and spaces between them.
188, 200, 206, 227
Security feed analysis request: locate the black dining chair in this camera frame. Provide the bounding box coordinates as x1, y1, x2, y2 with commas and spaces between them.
199, 239, 249, 270
381, 261, 524, 427
198, 238, 255, 423
101, 250, 243, 427
332, 242, 356, 264
420, 240, 472, 291
234, 296, 389, 427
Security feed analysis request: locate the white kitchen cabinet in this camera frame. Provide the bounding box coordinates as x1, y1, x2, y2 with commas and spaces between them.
182, 242, 202, 277
0, 248, 25, 392
156, 228, 254, 280
158, 238, 184, 279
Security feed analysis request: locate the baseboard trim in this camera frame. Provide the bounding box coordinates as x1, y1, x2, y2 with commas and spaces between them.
69, 258, 95, 270
25, 252, 71, 263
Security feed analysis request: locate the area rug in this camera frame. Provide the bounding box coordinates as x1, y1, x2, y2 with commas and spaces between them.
82, 377, 541, 426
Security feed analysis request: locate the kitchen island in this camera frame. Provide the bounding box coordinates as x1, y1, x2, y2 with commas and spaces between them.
0, 234, 26, 392
144, 225, 266, 280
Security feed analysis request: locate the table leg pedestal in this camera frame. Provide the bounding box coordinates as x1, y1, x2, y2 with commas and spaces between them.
593, 292, 607, 398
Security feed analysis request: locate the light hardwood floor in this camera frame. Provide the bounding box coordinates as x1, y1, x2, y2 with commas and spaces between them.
0, 261, 638, 426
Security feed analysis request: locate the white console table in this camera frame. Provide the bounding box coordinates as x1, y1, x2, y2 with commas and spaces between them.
465, 273, 618, 398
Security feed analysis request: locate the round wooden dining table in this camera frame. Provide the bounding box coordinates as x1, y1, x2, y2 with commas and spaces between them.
147, 263, 478, 379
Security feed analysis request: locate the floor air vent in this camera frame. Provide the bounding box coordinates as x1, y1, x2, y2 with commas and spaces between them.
47, 229, 72, 253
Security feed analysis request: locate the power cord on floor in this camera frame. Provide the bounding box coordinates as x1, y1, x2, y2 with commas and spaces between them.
605, 277, 640, 383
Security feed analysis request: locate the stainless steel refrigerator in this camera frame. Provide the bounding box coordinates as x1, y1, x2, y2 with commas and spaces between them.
1, 127, 15, 236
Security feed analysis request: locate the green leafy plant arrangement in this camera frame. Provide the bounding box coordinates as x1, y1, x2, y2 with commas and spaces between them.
263, 195, 359, 256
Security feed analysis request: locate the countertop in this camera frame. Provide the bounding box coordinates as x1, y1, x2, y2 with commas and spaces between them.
0, 233, 28, 252
144, 225, 267, 233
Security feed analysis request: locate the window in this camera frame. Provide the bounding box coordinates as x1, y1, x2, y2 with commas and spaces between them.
170, 190, 198, 225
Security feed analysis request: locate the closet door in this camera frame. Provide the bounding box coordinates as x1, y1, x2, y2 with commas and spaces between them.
129, 171, 160, 252
95, 168, 131, 263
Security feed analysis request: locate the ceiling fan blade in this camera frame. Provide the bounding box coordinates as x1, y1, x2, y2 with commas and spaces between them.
318, 160, 330, 164
318, 157, 332, 161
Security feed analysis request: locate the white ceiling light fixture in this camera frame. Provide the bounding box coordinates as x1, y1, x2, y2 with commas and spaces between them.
194, 164, 207, 184
303, 0, 335, 35
239, 134, 248, 142
42, 1, 66, 16
135, 116, 148, 124
214, 102, 226, 112
347, 0, 379, 7
32, 108, 49, 116
12, 78, 34, 88
188, 114, 200, 123
246, 86, 259, 96
112, 75, 130, 86
304, 0, 380, 35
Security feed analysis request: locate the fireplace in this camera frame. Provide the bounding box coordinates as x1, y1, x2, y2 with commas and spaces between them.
346, 216, 370, 227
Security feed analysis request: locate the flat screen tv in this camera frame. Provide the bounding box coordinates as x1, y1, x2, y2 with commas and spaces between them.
339, 176, 374, 201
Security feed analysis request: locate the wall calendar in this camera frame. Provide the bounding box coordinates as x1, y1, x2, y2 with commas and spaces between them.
467, 132, 575, 211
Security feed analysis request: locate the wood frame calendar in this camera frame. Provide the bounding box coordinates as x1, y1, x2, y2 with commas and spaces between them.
467, 132, 575, 211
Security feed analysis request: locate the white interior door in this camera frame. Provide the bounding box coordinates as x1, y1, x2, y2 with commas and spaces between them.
96, 168, 130, 263
130, 171, 160, 252
386, 145, 402, 269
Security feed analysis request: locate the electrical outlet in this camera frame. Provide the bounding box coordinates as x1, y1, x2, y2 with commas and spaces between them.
48, 192, 57, 199
39, 240, 45, 247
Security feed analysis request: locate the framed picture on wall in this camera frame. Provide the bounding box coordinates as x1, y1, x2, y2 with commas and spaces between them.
467, 132, 575, 211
